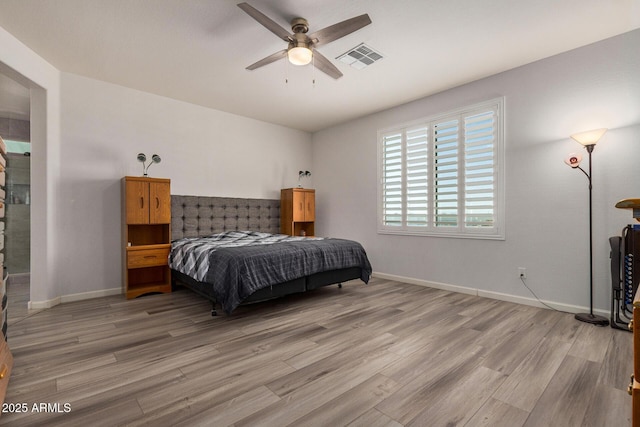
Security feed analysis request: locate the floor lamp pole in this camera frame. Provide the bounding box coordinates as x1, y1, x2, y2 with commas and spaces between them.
575, 144, 609, 326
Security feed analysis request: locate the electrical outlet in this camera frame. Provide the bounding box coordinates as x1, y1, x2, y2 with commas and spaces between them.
518, 267, 527, 279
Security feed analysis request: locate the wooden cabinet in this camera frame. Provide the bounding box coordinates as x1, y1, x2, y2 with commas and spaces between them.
122, 176, 171, 299
281, 188, 315, 236
125, 179, 171, 224
0, 338, 12, 406
633, 291, 640, 426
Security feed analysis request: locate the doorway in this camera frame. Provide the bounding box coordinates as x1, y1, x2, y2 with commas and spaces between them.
0, 72, 31, 323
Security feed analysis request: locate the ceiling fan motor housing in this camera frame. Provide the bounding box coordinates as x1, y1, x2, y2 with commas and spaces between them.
289, 32, 311, 50
291, 18, 309, 34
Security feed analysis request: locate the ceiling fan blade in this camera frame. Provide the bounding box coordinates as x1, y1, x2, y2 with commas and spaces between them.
237, 2, 291, 41
308, 14, 372, 47
312, 50, 343, 79
246, 50, 287, 70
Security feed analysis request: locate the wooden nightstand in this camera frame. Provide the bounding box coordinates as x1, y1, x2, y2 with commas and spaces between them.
122, 176, 172, 299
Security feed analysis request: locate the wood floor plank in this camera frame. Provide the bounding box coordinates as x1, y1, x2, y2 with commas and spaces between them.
405, 366, 507, 427
380, 326, 482, 386
347, 408, 404, 427
291, 373, 400, 426
491, 337, 572, 412
480, 312, 560, 375
235, 350, 401, 426
523, 355, 600, 427
130, 360, 295, 425
465, 397, 530, 427
9, 353, 117, 392
173, 386, 281, 427
284, 323, 385, 370
55, 343, 217, 392
375, 340, 485, 424
385, 313, 473, 357
598, 326, 633, 391
568, 322, 613, 363
266, 332, 398, 398
542, 310, 582, 343
581, 383, 632, 427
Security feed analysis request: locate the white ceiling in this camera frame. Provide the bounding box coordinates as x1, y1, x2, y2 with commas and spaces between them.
0, 0, 639, 132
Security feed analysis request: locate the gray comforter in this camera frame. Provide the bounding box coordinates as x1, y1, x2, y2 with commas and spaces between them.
169, 231, 372, 313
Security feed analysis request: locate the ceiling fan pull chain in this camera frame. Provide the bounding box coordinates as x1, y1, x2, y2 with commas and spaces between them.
285, 56, 289, 85
312, 48, 316, 88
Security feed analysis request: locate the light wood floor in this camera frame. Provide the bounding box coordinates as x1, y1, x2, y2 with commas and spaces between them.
0, 277, 632, 426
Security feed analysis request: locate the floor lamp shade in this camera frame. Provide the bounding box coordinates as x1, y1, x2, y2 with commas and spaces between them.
570, 128, 607, 146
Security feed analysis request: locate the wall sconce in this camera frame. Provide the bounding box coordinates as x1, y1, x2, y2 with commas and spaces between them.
137, 153, 162, 177
298, 170, 311, 187
563, 128, 608, 326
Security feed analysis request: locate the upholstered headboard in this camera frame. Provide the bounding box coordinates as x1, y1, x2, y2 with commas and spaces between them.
171, 195, 280, 241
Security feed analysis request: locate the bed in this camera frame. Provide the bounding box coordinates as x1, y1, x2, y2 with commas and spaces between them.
170, 195, 372, 315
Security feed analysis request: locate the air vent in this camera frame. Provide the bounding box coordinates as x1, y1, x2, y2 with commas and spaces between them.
336, 43, 383, 70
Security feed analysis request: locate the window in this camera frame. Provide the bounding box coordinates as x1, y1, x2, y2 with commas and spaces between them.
378, 98, 504, 239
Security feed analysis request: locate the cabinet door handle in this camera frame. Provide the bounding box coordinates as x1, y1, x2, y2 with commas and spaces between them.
0, 363, 7, 379
156, 197, 159, 209
140, 197, 144, 209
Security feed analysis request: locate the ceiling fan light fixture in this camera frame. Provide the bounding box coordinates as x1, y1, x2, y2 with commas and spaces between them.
288, 46, 313, 66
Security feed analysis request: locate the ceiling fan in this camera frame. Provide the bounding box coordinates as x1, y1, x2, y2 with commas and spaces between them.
237, 2, 372, 79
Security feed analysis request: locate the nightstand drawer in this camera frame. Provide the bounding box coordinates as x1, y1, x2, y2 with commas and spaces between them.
127, 247, 170, 269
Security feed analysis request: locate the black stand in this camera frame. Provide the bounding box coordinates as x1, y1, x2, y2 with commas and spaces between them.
575, 312, 609, 326
574, 144, 609, 327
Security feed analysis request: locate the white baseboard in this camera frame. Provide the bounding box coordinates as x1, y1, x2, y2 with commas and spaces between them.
26, 274, 610, 319
28, 287, 122, 310
371, 272, 609, 318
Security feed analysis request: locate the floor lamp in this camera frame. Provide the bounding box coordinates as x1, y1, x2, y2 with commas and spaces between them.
564, 128, 609, 326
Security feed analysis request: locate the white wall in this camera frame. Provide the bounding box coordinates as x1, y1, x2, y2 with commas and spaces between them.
57, 72, 311, 298
312, 29, 640, 314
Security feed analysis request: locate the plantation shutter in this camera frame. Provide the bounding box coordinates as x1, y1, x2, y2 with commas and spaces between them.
464, 109, 497, 228
405, 126, 429, 227
433, 119, 459, 228
381, 131, 403, 226
378, 97, 503, 239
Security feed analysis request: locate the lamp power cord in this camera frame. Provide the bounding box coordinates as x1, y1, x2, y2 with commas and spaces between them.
519, 275, 565, 313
